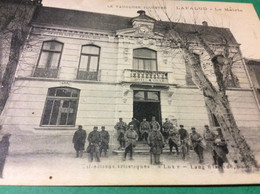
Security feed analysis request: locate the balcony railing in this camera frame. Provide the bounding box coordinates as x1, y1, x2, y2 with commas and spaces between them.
123, 69, 174, 85
33, 67, 59, 78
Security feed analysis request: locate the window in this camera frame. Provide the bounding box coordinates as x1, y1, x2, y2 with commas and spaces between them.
133, 48, 157, 71
34, 40, 63, 78
41, 87, 80, 126
77, 45, 100, 80
134, 91, 160, 102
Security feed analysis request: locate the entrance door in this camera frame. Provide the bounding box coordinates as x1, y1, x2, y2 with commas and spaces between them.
133, 90, 161, 125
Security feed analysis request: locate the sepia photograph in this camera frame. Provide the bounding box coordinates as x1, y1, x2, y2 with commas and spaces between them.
0, 0, 260, 185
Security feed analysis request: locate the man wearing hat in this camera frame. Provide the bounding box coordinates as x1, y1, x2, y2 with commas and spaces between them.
73, 125, 87, 158
100, 126, 110, 157
114, 118, 127, 150
203, 125, 217, 164
148, 124, 164, 165
178, 125, 190, 157
0, 133, 11, 178
139, 118, 151, 142
150, 116, 160, 131
190, 127, 204, 164
87, 126, 101, 162
162, 118, 174, 140
123, 124, 138, 161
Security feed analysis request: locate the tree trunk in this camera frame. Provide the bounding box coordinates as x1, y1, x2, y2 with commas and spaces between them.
181, 45, 258, 170
0, 29, 24, 115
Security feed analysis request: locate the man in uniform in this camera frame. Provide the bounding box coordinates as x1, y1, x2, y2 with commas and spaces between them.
72, 125, 87, 158
128, 118, 140, 140
148, 125, 164, 165
178, 125, 190, 157
203, 125, 217, 164
190, 127, 204, 164
168, 126, 179, 155
123, 125, 138, 161
150, 116, 160, 131
100, 126, 110, 157
114, 118, 127, 150
0, 133, 11, 178
139, 118, 151, 142
162, 118, 174, 140
87, 126, 101, 162
213, 128, 229, 172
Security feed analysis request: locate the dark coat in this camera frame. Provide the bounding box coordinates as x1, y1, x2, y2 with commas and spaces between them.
73, 129, 87, 151
148, 130, 164, 154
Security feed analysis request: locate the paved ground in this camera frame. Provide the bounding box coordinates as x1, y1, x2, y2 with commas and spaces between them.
0, 150, 259, 185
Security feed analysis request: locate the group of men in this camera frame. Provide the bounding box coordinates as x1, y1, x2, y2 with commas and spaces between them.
73, 117, 229, 170
72, 125, 110, 162
114, 117, 229, 169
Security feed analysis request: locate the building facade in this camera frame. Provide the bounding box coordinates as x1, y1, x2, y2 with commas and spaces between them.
1, 6, 260, 154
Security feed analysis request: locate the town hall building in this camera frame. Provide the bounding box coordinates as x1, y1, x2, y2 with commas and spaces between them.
1, 6, 260, 154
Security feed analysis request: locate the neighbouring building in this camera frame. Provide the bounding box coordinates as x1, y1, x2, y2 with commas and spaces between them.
0, 6, 260, 155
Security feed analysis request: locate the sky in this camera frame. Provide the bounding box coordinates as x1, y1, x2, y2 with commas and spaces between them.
42, 0, 260, 59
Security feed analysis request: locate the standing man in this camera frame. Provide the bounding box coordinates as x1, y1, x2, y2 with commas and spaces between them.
203, 125, 217, 164
87, 126, 101, 162
114, 118, 127, 150
178, 125, 190, 157
100, 126, 110, 157
123, 125, 138, 161
128, 118, 140, 139
213, 128, 229, 172
168, 127, 179, 155
139, 118, 151, 142
0, 133, 11, 178
162, 118, 174, 140
190, 127, 204, 164
150, 116, 160, 131
148, 125, 164, 165
72, 125, 87, 158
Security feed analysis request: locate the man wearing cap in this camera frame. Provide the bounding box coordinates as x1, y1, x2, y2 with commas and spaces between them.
178, 125, 190, 157
168, 126, 180, 155
203, 125, 217, 164
87, 126, 101, 162
190, 127, 204, 164
100, 126, 110, 157
150, 116, 160, 131
123, 124, 138, 161
162, 118, 174, 140
213, 128, 229, 172
0, 133, 11, 178
114, 118, 127, 150
128, 118, 140, 137
139, 118, 151, 142
148, 124, 164, 165
72, 125, 87, 158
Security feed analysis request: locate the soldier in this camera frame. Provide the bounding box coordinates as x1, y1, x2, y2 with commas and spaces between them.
168, 127, 179, 155
203, 125, 217, 164
114, 118, 127, 150
87, 126, 101, 162
162, 118, 174, 140
72, 125, 87, 158
150, 116, 160, 131
0, 133, 11, 178
139, 118, 151, 142
148, 125, 164, 165
178, 125, 190, 157
100, 126, 110, 157
190, 127, 204, 164
128, 118, 140, 140
123, 125, 138, 161
213, 128, 229, 173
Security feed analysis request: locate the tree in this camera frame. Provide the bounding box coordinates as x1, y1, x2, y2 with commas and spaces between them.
0, 0, 41, 116
150, 6, 258, 170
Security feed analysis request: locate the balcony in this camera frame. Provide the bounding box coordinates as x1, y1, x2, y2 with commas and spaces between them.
123, 69, 175, 85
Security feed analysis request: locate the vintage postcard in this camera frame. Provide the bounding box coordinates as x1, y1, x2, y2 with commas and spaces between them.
0, 0, 260, 185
